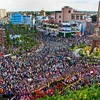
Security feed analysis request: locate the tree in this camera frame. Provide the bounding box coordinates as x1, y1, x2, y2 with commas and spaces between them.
4, 24, 13, 52
91, 14, 97, 22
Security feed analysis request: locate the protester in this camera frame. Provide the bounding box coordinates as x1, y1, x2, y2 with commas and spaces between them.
0, 26, 100, 100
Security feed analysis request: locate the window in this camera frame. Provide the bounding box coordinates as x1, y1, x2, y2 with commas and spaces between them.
62, 25, 71, 27
69, 10, 71, 13
71, 15, 75, 20
59, 20, 61, 23
80, 15, 83, 20
59, 15, 61, 18
76, 15, 79, 20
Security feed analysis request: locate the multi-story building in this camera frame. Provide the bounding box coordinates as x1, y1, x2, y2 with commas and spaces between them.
10, 13, 32, 26
55, 11, 62, 23
0, 9, 6, 19
39, 10, 46, 16
23, 15, 31, 26
0, 16, 9, 24
54, 6, 85, 23
10, 13, 23, 24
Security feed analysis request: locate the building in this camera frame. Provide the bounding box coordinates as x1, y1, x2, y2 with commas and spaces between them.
39, 10, 46, 16
54, 6, 85, 23
0, 16, 9, 24
55, 11, 62, 23
23, 16, 31, 26
10, 13, 32, 26
10, 13, 23, 24
0, 9, 6, 19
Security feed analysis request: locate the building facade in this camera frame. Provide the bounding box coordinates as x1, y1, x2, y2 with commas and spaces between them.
55, 11, 62, 23
10, 13, 23, 24
54, 6, 85, 23
62, 6, 72, 22
23, 16, 31, 26
39, 10, 46, 16
0, 16, 9, 24
10, 13, 32, 26
0, 9, 6, 19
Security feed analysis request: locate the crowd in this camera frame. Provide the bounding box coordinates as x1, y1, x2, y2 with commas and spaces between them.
86, 22, 96, 35
0, 28, 100, 99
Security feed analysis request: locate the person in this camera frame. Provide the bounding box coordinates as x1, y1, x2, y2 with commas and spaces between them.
0, 26, 100, 100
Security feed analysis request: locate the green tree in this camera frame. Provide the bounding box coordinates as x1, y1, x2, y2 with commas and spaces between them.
91, 14, 97, 22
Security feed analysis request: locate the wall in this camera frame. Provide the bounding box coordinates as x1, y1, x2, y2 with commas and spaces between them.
55, 12, 62, 23
0, 9, 6, 19
23, 16, 31, 25
10, 13, 23, 24
62, 7, 72, 22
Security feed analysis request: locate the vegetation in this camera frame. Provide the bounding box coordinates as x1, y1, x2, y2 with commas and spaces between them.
70, 43, 86, 51
4, 23, 38, 55
70, 43, 100, 58
91, 14, 97, 23
37, 84, 100, 100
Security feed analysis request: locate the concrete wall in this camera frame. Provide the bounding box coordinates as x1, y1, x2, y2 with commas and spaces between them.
55, 12, 62, 23
10, 13, 23, 24
23, 16, 31, 25
62, 7, 72, 22
0, 9, 6, 18
54, 6, 85, 23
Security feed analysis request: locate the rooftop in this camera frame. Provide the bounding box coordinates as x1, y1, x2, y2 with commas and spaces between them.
72, 12, 85, 15
63, 6, 72, 9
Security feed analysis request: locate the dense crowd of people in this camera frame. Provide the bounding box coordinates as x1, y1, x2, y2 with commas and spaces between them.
86, 22, 96, 35
0, 24, 100, 99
